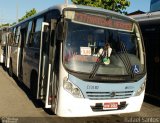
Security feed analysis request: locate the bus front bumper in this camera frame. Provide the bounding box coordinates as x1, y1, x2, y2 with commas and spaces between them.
56, 88, 145, 117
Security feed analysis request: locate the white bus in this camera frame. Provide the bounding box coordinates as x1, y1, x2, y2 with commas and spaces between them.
8, 4, 146, 117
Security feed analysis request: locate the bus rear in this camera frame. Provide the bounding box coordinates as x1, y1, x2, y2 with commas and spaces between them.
54, 7, 146, 117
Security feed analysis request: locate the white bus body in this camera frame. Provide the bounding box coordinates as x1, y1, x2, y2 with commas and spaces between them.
8, 4, 146, 117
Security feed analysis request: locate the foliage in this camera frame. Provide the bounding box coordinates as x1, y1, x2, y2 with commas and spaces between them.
0, 8, 37, 27
0, 23, 10, 28
71, 0, 130, 14
18, 8, 37, 22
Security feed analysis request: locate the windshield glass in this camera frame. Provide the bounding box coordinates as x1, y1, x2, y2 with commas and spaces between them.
63, 11, 145, 77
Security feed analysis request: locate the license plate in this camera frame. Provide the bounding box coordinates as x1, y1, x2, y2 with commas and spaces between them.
103, 102, 118, 110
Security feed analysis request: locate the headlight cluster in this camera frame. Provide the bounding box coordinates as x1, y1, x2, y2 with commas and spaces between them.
63, 77, 83, 98
135, 82, 146, 96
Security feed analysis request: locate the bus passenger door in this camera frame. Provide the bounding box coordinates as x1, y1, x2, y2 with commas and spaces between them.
18, 27, 27, 80
6, 33, 12, 69
37, 22, 52, 108
11, 26, 21, 76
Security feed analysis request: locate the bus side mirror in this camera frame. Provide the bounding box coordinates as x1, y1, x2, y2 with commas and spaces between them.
51, 19, 57, 30
50, 19, 57, 46
56, 22, 63, 41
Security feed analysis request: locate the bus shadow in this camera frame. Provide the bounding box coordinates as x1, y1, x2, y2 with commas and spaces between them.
10, 74, 54, 115
11, 74, 43, 107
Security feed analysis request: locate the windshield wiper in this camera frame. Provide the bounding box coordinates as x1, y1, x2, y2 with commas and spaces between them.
89, 53, 104, 79
89, 44, 110, 79
118, 41, 134, 78
89, 43, 113, 79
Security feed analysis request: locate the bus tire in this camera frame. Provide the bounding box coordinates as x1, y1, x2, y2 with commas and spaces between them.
30, 71, 38, 99
8, 59, 13, 77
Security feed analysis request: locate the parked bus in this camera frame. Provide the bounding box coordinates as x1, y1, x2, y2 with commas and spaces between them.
8, 4, 146, 117
0, 26, 9, 64
132, 11, 160, 101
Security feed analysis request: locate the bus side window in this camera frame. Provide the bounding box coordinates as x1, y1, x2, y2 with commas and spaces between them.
9, 27, 17, 46
26, 21, 33, 47
45, 10, 60, 47
8, 33, 13, 46
32, 18, 44, 48
15, 26, 21, 45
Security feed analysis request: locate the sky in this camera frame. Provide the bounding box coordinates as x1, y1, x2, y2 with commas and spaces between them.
0, 0, 151, 24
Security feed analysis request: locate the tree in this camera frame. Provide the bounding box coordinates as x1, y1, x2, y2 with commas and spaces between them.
19, 8, 37, 22
0, 23, 10, 28
71, 0, 130, 14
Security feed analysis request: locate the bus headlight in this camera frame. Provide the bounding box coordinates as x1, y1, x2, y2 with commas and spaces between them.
63, 77, 83, 98
134, 82, 146, 96
64, 82, 72, 92
72, 88, 81, 97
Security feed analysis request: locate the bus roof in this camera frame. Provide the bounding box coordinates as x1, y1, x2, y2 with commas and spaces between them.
131, 11, 160, 23
11, 4, 135, 28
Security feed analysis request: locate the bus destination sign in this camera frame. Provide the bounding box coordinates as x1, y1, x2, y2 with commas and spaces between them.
74, 12, 133, 31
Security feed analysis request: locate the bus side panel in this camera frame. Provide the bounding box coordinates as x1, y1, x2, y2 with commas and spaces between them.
22, 47, 39, 88
10, 46, 18, 75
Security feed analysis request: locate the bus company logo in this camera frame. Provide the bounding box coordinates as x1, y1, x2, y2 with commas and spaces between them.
110, 92, 116, 97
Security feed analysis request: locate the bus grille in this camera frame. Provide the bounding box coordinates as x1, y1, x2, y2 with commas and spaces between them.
86, 91, 134, 100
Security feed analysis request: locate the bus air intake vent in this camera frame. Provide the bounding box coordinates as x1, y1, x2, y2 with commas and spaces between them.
86, 91, 134, 100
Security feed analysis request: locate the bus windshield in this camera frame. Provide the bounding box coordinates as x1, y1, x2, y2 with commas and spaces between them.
63, 11, 145, 79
